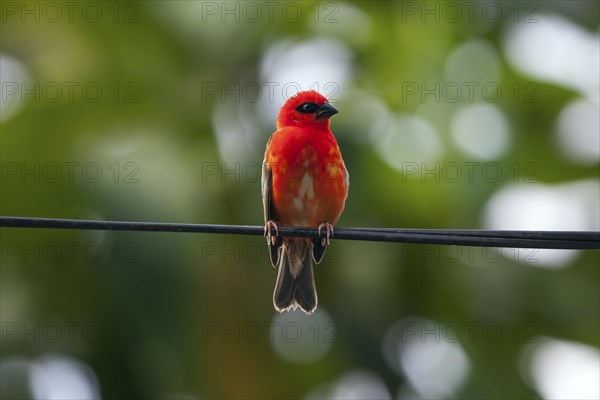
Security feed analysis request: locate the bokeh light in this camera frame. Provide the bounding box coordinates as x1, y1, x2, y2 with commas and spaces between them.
305, 370, 391, 400
383, 318, 470, 398
29, 354, 101, 400
520, 337, 600, 399
555, 96, 600, 165
502, 13, 599, 97
0, 53, 29, 123
444, 39, 501, 85
450, 104, 510, 160
482, 179, 599, 267
372, 113, 443, 171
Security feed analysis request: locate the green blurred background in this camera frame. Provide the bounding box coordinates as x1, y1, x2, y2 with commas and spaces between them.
1, 1, 599, 399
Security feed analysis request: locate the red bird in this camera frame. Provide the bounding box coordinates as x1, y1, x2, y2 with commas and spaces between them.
262, 90, 349, 314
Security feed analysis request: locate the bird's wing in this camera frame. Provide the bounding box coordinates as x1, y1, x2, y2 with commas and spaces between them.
262, 143, 283, 267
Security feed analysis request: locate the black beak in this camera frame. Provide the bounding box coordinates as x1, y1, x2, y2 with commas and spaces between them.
316, 102, 339, 119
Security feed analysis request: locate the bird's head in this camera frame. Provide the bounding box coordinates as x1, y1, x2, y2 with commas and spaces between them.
277, 90, 338, 129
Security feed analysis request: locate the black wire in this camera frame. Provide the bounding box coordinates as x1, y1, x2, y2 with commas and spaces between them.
1, 216, 599, 249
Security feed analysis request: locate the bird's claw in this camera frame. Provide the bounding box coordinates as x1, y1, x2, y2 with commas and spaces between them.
317, 222, 334, 246
264, 220, 279, 245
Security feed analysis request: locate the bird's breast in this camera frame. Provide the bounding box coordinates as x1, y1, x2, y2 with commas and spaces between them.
267, 130, 348, 227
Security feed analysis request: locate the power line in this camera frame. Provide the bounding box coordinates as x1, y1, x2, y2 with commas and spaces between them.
1, 216, 598, 250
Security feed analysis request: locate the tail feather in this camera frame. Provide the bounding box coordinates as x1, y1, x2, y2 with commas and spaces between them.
273, 239, 317, 314
294, 260, 317, 313
273, 254, 295, 310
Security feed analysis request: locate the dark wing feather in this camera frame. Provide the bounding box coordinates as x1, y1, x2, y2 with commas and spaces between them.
262, 158, 283, 267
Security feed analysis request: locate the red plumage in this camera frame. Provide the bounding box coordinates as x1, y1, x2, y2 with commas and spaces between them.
262, 90, 349, 314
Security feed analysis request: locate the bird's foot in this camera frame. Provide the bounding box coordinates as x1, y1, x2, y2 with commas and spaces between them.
264, 220, 279, 245
317, 222, 334, 246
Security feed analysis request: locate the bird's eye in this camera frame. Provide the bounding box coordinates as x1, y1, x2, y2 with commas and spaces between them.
296, 102, 319, 114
